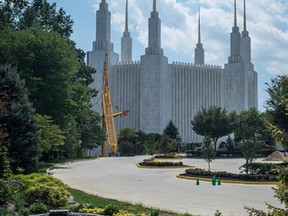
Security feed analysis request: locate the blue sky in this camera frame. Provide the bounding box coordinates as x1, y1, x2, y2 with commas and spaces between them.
47, 0, 288, 112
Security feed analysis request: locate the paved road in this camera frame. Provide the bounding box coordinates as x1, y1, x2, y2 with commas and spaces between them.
52, 156, 283, 216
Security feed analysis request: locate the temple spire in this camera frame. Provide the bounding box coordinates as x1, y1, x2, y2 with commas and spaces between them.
125, 0, 128, 32
153, 0, 156, 12
198, 8, 201, 44
243, 0, 247, 31
234, 0, 237, 27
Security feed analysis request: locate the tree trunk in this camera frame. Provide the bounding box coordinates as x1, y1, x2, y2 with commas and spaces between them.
245, 159, 249, 174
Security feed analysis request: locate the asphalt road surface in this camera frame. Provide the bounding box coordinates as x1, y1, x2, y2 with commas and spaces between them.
52, 156, 283, 216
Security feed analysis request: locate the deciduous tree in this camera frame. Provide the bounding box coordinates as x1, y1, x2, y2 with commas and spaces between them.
191, 106, 234, 151
201, 136, 215, 171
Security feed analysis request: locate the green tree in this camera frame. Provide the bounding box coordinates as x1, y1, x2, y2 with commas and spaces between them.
234, 108, 264, 141
0, 0, 73, 38
118, 128, 137, 156
238, 138, 259, 174
0, 147, 12, 179
75, 109, 105, 157
201, 136, 216, 171
163, 120, 180, 140
0, 0, 29, 29
265, 75, 288, 150
0, 65, 41, 173
0, 27, 79, 128
157, 135, 177, 158
163, 120, 182, 152
36, 114, 65, 161
191, 106, 234, 151
144, 133, 161, 156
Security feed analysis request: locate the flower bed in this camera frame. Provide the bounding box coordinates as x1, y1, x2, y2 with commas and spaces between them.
181, 168, 278, 182
137, 159, 191, 168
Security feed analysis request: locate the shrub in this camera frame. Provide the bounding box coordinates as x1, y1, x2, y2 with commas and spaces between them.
79, 207, 104, 214
28, 201, 48, 214
113, 210, 134, 216
150, 209, 160, 216
12, 174, 70, 207
184, 168, 278, 182
103, 204, 119, 215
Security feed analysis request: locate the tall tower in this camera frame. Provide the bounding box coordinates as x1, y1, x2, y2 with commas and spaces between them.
140, 0, 171, 133
194, 8, 204, 65
240, 0, 258, 108
121, 0, 132, 62
145, 0, 163, 55
224, 0, 246, 112
87, 0, 119, 113
228, 0, 241, 63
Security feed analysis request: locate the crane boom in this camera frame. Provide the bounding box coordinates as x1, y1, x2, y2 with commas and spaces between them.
101, 54, 128, 156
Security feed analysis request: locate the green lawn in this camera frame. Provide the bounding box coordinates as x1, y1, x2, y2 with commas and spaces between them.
69, 188, 191, 216
38, 157, 95, 174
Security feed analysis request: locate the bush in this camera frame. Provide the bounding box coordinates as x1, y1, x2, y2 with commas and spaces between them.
113, 210, 134, 216
240, 162, 287, 175
184, 168, 278, 182
79, 207, 104, 214
28, 201, 48, 214
150, 209, 160, 216
103, 204, 119, 215
12, 174, 70, 207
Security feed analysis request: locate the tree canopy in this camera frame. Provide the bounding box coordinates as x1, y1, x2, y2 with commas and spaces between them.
0, 65, 41, 173
265, 75, 288, 150
0, 0, 104, 164
191, 106, 235, 151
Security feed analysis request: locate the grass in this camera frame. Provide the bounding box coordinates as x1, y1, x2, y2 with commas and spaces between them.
69, 188, 192, 216
38, 157, 95, 174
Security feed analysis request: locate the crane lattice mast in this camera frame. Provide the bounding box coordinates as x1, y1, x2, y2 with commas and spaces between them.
101, 54, 128, 156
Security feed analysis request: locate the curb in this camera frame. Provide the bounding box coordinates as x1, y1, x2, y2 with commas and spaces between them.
176, 174, 280, 185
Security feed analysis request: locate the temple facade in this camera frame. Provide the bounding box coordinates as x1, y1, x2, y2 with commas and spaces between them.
87, 0, 257, 145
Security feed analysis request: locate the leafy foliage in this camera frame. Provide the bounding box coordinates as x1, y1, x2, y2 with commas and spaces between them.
103, 204, 119, 216
0, 147, 12, 179
163, 120, 180, 140
12, 173, 70, 208
191, 106, 235, 151
36, 114, 65, 160
234, 108, 264, 140
0, 65, 41, 173
28, 201, 48, 214
238, 138, 259, 174
157, 135, 177, 157
0, 0, 73, 38
265, 75, 288, 150
201, 136, 216, 171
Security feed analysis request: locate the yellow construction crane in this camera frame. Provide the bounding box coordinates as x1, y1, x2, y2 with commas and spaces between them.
101, 54, 128, 156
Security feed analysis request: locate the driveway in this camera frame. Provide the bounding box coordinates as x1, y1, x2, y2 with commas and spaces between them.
52, 156, 283, 216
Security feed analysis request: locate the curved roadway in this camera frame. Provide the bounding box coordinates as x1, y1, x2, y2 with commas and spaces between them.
52, 156, 283, 216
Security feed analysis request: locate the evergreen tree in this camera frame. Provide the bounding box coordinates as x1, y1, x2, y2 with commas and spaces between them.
0, 65, 41, 173
163, 120, 180, 140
